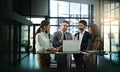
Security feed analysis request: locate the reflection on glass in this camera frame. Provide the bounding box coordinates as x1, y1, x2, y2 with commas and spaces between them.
111, 10, 114, 18
104, 25, 110, 51
115, 8, 119, 18
103, 0, 120, 63
101, 25, 104, 38
21, 25, 28, 52
104, 12, 110, 22
111, 20, 119, 25
81, 4, 88, 17
104, 4, 110, 13
104, 25, 110, 59
59, 1, 69, 17
116, 2, 119, 7
30, 26, 33, 50
50, 0, 58, 17
70, 2, 80, 17
111, 3, 115, 10
111, 21, 119, 52
111, 53, 119, 63
111, 26, 119, 51
107, 12, 110, 18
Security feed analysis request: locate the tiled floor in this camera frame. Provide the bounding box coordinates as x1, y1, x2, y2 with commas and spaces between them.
9, 53, 81, 72
7, 53, 120, 72
17, 53, 76, 69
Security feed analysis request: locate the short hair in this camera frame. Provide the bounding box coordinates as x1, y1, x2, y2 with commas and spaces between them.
62, 20, 69, 24
79, 20, 87, 26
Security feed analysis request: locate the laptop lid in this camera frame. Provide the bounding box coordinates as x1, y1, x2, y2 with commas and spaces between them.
63, 40, 80, 52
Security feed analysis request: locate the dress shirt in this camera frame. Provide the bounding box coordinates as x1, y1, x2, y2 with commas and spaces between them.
79, 30, 85, 50
35, 32, 51, 53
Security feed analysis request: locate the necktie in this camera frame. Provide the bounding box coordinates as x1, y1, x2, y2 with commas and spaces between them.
64, 33, 66, 40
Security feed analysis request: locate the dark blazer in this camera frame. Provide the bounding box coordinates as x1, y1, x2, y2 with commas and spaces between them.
75, 31, 91, 51
73, 31, 91, 68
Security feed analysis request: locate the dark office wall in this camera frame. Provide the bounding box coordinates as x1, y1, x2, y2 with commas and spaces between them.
0, 19, 21, 69
0, 0, 19, 69
0, 19, 10, 69
31, 0, 48, 16
13, 0, 31, 16
13, 0, 49, 16
0, 0, 9, 67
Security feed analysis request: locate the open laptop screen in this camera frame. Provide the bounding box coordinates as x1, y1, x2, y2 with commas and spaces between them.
63, 40, 80, 52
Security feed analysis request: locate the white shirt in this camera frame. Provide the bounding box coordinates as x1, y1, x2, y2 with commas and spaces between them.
79, 30, 85, 50
35, 32, 51, 53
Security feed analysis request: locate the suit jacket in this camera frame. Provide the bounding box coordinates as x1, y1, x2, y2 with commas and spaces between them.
53, 30, 72, 61
53, 30, 72, 47
75, 31, 91, 51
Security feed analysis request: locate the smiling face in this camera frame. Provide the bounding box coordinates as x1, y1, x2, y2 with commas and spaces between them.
61, 22, 69, 32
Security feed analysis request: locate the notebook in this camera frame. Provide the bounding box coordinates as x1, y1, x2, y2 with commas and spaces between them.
63, 40, 80, 52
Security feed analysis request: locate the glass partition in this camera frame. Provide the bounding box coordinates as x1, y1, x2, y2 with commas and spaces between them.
20, 25, 29, 59
102, 0, 120, 64
21, 25, 28, 53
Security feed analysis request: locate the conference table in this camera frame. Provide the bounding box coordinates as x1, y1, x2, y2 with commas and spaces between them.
38, 50, 108, 69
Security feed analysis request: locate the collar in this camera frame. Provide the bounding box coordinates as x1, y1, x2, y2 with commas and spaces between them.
80, 30, 85, 34
60, 30, 66, 34
41, 31, 47, 35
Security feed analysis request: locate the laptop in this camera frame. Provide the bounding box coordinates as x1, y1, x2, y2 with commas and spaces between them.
63, 40, 80, 53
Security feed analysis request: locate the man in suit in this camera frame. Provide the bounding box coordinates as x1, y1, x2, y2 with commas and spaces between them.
53, 20, 72, 69
73, 20, 91, 70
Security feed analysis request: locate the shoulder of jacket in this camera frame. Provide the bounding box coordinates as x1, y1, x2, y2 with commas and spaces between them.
85, 31, 89, 34
53, 31, 61, 35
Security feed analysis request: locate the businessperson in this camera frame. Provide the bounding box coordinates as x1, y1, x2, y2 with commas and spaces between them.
83, 24, 101, 71
35, 20, 60, 69
73, 20, 91, 70
84, 24, 101, 63
53, 20, 72, 69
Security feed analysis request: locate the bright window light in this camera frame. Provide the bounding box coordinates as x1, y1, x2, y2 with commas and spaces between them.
26, 18, 45, 24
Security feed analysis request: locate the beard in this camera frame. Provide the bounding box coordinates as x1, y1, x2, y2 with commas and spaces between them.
79, 28, 84, 31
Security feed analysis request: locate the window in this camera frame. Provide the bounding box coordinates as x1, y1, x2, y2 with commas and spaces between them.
59, 1, 69, 17
50, 0, 94, 35
50, 0, 58, 17
102, 0, 120, 64
70, 3, 80, 17
26, 18, 45, 24
81, 4, 88, 17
